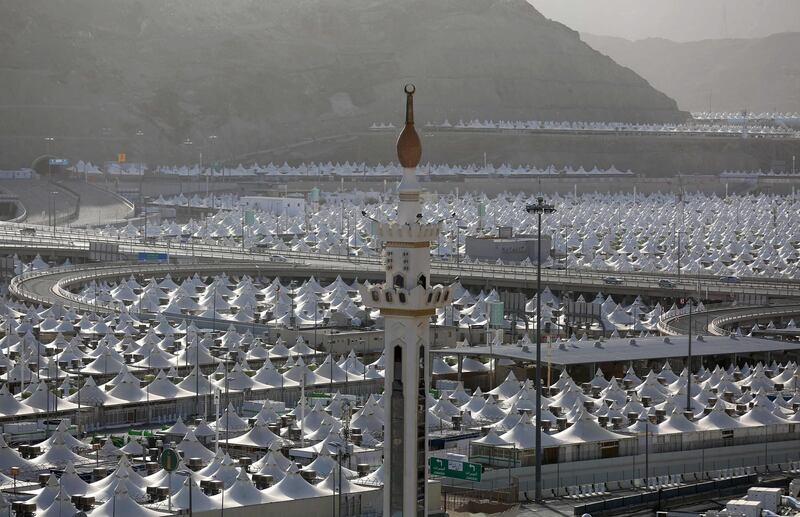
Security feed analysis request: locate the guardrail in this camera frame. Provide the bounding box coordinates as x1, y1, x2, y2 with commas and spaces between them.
8, 200, 26, 223
3, 219, 800, 308
81, 180, 135, 216
655, 303, 754, 336
9, 256, 798, 306
1, 225, 796, 292
657, 305, 710, 336
708, 305, 800, 336
48, 179, 81, 225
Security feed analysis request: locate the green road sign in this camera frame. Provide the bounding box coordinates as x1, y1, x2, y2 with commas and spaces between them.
488, 301, 504, 326
429, 457, 482, 481
159, 448, 180, 472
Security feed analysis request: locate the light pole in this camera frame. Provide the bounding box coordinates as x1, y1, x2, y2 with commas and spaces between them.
685, 296, 694, 415
289, 281, 297, 330
10, 466, 18, 498
50, 191, 59, 236
676, 191, 685, 280
525, 197, 555, 504
44, 137, 55, 178
208, 135, 218, 181
176, 470, 193, 515
334, 401, 351, 517
639, 417, 650, 483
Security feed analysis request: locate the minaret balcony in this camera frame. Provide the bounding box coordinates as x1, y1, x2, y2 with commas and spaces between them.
376, 222, 439, 242
359, 282, 451, 313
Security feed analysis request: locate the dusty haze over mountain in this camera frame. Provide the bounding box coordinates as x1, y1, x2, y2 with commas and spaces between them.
529, 0, 800, 41
583, 32, 800, 113
0, 0, 685, 167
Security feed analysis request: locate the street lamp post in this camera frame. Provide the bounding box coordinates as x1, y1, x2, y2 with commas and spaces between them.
525, 197, 555, 504
641, 417, 650, 484
208, 135, 218, 181
290, 281, 297, 330
44, 136, 55, 179
50, 191, 59, 236
686, 296, 694, 415
177, 471, 193, 516
10, 466, 18, 498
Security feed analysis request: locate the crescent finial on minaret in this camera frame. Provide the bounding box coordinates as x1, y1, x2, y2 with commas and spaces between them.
396, 83, 422, 168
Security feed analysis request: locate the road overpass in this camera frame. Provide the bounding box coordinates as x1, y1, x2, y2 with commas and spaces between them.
2, 219, 799, 340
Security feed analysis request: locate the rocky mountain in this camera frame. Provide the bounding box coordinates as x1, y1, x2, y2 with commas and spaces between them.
0, 0, 686, 166
582, 32, 800, 113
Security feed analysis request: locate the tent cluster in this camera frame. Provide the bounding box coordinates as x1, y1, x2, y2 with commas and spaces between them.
437, 284, 666, 332
70, 273, 366, 328
450, 361, 800, 467
93, 161, 638, 178
71, 161, 146, 176
62, 271, 669, 332
0, 297, 387, 411
439, 191, 800, 278
5, 413, 382, 515
100, 191, 800, 280
692, 112, 800, 123
750, 319, 799, 336
4, 254, 59, 275
371, 119, 799, 138
720, 169, 800, 178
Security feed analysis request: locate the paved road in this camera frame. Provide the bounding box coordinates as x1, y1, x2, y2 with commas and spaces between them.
0, 179, 78, 225
0, 179, 133, 226
2, 221, 798, 337
60, 179, 134, 227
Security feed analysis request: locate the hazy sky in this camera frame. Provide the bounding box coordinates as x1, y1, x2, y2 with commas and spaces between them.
528, 0, 800, 41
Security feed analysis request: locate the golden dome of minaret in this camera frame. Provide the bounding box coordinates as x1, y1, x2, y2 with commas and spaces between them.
396, 84, 422, 168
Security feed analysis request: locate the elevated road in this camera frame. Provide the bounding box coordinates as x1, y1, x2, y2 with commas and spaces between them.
708, 305, 800, 336
3, 220, 799, 331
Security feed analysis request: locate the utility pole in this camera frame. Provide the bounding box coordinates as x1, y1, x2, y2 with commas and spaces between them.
526, 197, 555, 504
686, 297, 694, 416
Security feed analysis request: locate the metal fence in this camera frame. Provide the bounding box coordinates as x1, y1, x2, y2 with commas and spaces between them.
441, 477, 519, 511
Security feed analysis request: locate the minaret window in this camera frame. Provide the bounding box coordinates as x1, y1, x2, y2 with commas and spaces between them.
393, 274, 405, 289
417, 274, 427, 289
371, 290, 380, 302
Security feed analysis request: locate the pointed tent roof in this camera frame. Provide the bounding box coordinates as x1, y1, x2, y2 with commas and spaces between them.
170, 477, 219, 512
553, 407, 630, 444
37, 487, 79, 517
264, 463, 328, 500
212, 468, 272, 506
90, 487, 166, 517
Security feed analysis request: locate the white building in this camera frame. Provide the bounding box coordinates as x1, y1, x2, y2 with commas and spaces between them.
241, 196, 305, 217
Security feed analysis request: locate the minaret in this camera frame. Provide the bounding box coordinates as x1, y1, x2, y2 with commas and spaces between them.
360, 85, 452, 517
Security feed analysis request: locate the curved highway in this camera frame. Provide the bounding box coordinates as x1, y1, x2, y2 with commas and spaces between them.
3, 220, 800, 334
